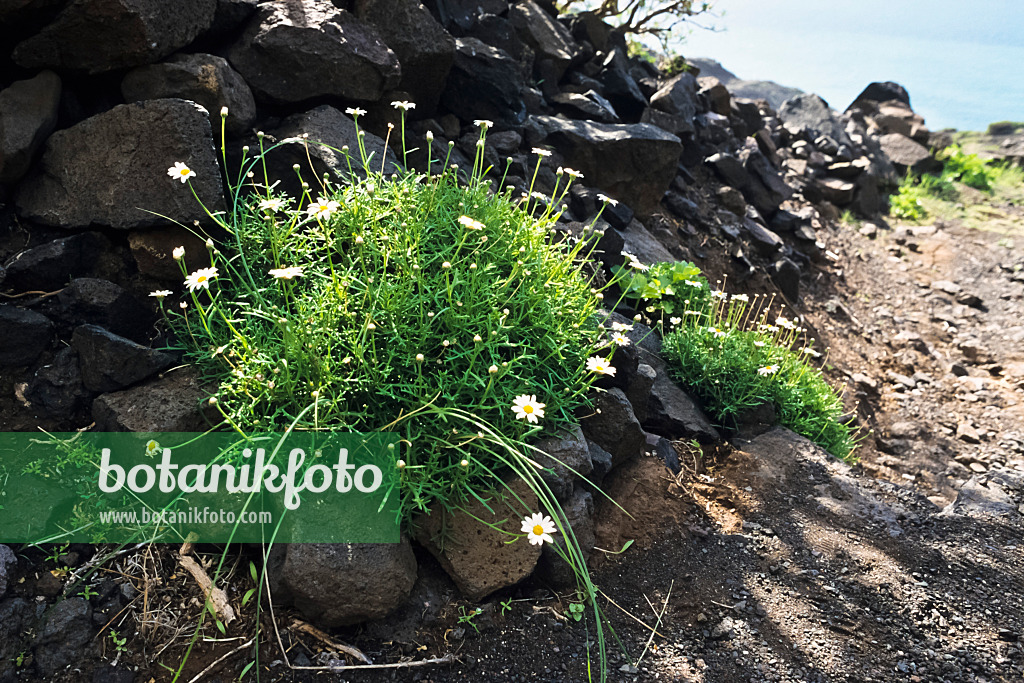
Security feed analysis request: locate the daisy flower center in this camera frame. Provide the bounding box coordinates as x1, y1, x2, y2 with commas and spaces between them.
533, 525, 544, 536
523, 405, 534, 413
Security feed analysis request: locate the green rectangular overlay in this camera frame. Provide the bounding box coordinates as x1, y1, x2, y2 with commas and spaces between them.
0, 432, 401, 544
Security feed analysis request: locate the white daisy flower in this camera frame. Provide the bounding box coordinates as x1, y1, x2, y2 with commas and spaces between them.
183, 266, 218, 292
306, 197, 340, 220
511, 394, 546, 423
391, 100, 416, 111
597, 193, 618, 206
145, 439, 161, 457
521, 512, 557, 546
269, 266, 304, 280
167, 162, 195, 183
684, 280, 702, 288
172, 246, 185, 260
707, 326, 726, 338
754, 341, 767, 347
474, 119, 493, 129
731, 293, 749, 302
669, 317, 682, 325
149, 290, 172, 299
610, 321, 633, 332
259, 197, 285, 212
800, 347, 822, 358
758, 365, 779, 376
586, 356, 616, 376
458, 215, 485, 230
345, 107, 367, 117
711, 290, 727, 299
531, 147, 552, 157
611, 333, 630, 346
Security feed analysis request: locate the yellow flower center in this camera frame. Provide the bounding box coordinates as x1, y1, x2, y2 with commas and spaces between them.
533, 525, 544, 536
197, 276, 207, 284
523, 405, 534, 414
179, 169, 189, 176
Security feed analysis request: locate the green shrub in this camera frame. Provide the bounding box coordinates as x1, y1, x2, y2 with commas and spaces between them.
164, 116, 620, 524
615, 261, 857, 460
163, 110, 630, 678
939, 144, 995, 191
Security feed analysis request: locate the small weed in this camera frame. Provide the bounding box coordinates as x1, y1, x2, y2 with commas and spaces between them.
78, 584, 98, 600
567, 600, 586, 622
457, 606, 484, 633
499, 598, 513, 616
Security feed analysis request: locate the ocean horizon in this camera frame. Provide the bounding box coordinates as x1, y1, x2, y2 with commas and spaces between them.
674, 0, 1023, 132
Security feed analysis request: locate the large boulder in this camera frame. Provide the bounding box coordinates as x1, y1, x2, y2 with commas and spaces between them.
441, 38, 526, 130
268, 540, 418, 628
508, 0, 579, 82
0, 70, 61, 184
354, 0, 455, 113
531, 116, 681, 212
121, 53, 257, 137
848, 81, 911, 109
13, 0, 216, 73
0, 305, 52, 367
25, 347, 91, 417
356, 0, 452, 113
878, 133, 941, 175
649, 72, 700, 135
16, 99, 226, 230
778, 93, 851, 147
228, 0, 400, 104
414, 477, 541, 601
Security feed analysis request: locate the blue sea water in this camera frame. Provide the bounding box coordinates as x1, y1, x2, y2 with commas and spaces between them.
674, 0, 1024, 131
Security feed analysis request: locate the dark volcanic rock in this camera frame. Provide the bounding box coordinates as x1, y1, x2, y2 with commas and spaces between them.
0, 305, 53, 366
92, 367, 217, 431
649, 72, 699, 135
16, 99, 226, 230
580, 387, 646, 469
268, 540, 417, 628
56, 278, 150, 340
531, 116, 681, 211
778, 93, 851, 147
441, 38, 526, 130
72, 324, 175, 392
772, 257, 801, 301
25, 347, 90, 416
228, 0, 401, 104
878, 133, 941, 175
848, 81, 911, 109
0, 70, 61, 184
121, 53, 257, 137
532, 424, 593, 501
14, 0, 216, 74
508, 0, 579, 81
3, 232, 111, 291
0, 544, 15, 597
355, 0, 455, 113
32, 598, 96, 677
646, 370, 721, 443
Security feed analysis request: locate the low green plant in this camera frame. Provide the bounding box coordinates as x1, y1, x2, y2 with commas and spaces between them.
457, 605, 484, 633
566, 599, 586, 622
939, 144, 995, 191
616, 259, 856, 459
160, 106, 630, 680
